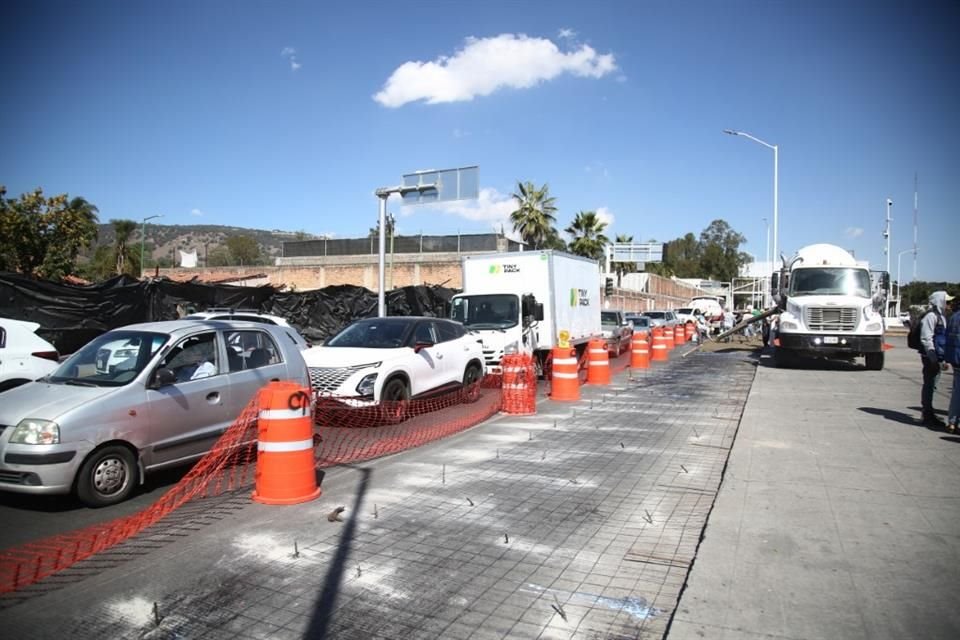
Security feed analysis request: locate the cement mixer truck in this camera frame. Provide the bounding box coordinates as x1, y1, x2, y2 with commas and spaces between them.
772, 243, 886, 369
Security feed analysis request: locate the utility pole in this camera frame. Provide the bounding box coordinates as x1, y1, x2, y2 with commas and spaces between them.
884, 198, 892, 317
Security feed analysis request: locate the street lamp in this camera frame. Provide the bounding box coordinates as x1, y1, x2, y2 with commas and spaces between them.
140, 215, 163, 277
724, 129, 779, 286
762, 217, 770, 307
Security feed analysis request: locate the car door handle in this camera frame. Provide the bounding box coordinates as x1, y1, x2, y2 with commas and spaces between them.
270, 377, 280, 382
206, 392, 221, 404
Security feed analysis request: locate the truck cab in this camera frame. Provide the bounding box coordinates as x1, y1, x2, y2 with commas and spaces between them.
774, 244, 886, 370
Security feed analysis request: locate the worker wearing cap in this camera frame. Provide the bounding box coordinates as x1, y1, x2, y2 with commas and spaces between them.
919, 290, 953, 427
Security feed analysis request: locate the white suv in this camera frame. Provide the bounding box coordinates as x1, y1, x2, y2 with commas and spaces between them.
0, 318, 60, 392
303, 316, 485, 418
183, 308, 310, 350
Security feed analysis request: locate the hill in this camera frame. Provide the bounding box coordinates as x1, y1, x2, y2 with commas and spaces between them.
89, 223, 318, 266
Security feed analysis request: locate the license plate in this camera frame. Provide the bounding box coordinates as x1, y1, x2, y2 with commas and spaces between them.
823, 336, 839, 344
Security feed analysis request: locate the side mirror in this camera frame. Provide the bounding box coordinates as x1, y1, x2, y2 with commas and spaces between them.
533, 303, 544, 321
152, 367, 177, 388
413, 341, 434, 353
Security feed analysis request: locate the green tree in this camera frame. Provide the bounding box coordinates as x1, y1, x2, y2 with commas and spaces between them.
510, 181, 558, 249
225, 234, 261, 265
207, 246, 231, 267
0, 187, 99, 279
698, 219, 749, 283
565, 210, 610, 261
611, 233, 637, 285
112, 219, 139, 275
368, 215, 396, 238
663, 233, 702, 277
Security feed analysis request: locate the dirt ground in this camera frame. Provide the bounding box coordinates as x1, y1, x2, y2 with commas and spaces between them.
689, 334, 764, 354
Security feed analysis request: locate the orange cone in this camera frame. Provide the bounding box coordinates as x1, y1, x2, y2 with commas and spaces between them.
685, 322, 695, 341
252, 381, 321, 505
651, 332, 669, 362
587, 338, 611, 385
664, 325, 676, 349
630, 332, 650, 369
550, 346, 580, 402
674, 324, 685, 345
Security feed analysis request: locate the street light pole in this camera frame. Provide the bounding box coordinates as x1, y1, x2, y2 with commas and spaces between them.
724, 129, 779, 281
762, 217, 770, 308
895, 248, 915, 319
140, 215, 163, 277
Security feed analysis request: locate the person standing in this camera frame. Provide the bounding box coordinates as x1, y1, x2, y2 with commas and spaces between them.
918, 290, 952, 427
944, 296, 960, 433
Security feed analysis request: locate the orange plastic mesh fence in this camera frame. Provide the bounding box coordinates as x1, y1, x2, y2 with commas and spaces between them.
500, 354, 537, 415
0, 376, 502, 594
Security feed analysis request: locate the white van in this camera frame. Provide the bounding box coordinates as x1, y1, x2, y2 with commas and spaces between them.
689, 297, 725, 332
0, 318, 60, 392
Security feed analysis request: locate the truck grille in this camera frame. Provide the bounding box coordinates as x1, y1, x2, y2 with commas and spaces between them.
308, 364, 369, 394
805, 307, 858, 332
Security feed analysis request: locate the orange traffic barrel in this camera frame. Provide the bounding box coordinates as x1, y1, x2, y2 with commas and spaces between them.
651, 333, 669, 362
685, 322, 695, 341
502, 353, 536, 415
252, 381, 321, 505
674, 324, 685, 345
550, 346, 580, 402
664, 326, 675, 349
586, 338, 611, 385
630, 332, 650, 369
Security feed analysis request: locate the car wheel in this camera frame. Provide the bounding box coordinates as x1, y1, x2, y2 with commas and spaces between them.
76, 445, 137, 507
379, 377, 409, 424
462, 363, 483, 403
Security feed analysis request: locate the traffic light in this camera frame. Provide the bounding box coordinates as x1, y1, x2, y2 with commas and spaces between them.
604, 277, 614, 296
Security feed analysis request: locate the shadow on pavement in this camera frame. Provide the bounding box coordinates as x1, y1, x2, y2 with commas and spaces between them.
857, 406, 947, 431
941, 436, 960, 444
306, 464, 371, 639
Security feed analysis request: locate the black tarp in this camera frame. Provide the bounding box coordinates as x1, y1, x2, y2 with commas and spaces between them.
0, 272, 456, 354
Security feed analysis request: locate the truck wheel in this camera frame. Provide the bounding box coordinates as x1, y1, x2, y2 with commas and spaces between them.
379, 377, 409, 424
773, 348, 794, 368
76, 445, 137, 507
865, 352, 884, 371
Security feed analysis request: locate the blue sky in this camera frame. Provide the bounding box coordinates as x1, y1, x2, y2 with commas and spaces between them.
2, 1, 958, 282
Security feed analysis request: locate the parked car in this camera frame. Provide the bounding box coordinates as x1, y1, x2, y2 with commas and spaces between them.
625, 314, 651, 333
183, 309, 310, 349
302, 316, 485, 420
0, 318, 60, 393
642, 310, 677, 328
0, 319, 310, 507
600, 310, 633, 355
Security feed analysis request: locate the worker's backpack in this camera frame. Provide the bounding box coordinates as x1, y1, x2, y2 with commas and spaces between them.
907, 310, 931, 351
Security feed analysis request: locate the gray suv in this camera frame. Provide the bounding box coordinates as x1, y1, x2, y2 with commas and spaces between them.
0, 319, 310, 507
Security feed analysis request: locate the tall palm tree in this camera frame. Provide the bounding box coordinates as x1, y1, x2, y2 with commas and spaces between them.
510, 181, 558, 249
611, 233, 637, 286
565, 210, 610, 261
112, 219, 139, 275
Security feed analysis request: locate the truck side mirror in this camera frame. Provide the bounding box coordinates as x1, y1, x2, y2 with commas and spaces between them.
533, 303, 544, 321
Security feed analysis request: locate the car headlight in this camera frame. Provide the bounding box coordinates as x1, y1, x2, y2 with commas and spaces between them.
780, 320, 799, 331
503, 341, 519, 355
356, 373, 378, 396
10, 419, 60, 445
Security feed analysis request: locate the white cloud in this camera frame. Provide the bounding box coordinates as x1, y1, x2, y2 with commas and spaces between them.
596, 206, 616, 228
558, 28, 577, 39
190, 208, 204, 217
452, 127, 471, 138
845, 226, 864, 238
281, 46, 300, 71
374, 33, 617, 108
401, 187, 517, 234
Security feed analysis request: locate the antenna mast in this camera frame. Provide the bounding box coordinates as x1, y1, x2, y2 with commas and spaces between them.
913, 173, 918, 280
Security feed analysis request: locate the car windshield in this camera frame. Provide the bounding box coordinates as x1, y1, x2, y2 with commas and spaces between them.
628, 317, 649, 328
49, 330, 169, 387
601, 312, 620, 324
677, 308, 693, 315
789, 268, 871, 297
645, 311, 666, 319
451, 294, 519, 329
326, 319, 413, 349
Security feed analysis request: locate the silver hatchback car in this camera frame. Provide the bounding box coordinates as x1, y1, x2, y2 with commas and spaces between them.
0, 319, 310, 507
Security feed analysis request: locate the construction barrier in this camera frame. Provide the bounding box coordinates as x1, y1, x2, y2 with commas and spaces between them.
630, 332, 650, 369
252, 381, 321, 505
664, 326, 676, 350
674, 324, 685, 345
501, 353, 537, 415
550, 346, 580, 401
652, 332, 669, 362
685, 322, 695, 342
586, 338, 611, 385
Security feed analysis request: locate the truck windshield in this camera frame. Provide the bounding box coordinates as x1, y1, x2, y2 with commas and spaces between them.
789, 268, 871, 297
451, 294, 519, 329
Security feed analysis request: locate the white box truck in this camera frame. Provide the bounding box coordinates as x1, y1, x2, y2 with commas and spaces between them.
450, 250, 602, 375
773, 243, 886, 369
